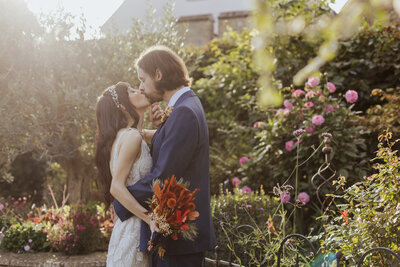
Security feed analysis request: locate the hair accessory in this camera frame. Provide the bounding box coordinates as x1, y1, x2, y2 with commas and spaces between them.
108, 85, 120, 109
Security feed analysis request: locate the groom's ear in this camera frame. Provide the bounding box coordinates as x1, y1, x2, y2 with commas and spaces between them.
155, 68, 162, 81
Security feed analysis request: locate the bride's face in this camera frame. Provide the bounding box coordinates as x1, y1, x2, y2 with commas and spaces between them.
127, 87, 150, 110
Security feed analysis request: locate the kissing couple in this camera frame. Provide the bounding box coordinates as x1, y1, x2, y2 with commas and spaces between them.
94, 46, 217, 267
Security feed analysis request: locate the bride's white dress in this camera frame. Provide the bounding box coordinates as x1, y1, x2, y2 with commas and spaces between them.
107, 128, 152, 267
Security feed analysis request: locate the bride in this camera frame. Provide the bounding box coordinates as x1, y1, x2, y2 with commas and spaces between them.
94, 81, 157, 266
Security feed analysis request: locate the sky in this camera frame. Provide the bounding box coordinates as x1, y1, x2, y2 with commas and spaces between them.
24, 0, 349, 38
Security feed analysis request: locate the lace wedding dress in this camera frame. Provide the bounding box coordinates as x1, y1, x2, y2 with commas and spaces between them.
107, 128, 152, 267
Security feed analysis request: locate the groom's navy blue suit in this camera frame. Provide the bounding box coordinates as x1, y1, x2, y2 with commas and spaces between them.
114, 89, 217, 266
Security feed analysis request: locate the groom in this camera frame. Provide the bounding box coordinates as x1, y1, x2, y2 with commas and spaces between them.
113, 45, 216, 267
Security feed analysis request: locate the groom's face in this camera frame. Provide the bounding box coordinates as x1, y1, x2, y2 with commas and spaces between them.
138, 67, 163, 104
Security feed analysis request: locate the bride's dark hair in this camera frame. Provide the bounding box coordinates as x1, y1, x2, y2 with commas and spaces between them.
94, 81, 139, 207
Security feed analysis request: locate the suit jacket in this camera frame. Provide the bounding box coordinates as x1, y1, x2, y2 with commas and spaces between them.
113, 90, 217, 255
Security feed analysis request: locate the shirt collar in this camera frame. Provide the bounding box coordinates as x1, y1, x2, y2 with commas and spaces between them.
168, 86, 191, 107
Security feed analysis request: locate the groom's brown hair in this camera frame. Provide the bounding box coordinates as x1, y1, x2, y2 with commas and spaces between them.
136, 45, 191, 92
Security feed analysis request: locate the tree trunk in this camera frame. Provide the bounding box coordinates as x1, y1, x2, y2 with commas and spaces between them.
60, 152, 94, 204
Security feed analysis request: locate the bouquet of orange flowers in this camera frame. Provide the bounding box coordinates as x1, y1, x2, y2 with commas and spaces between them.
147, 175, 200, 257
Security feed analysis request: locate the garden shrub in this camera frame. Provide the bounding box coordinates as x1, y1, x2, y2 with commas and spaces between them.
210, 185, 280, 265
0, 199, 111, 254
0, 152, 46, 204
320, 131, 400, 266
251, 75, 369, 189
0, 222, 50, 253
191, 30, 262, 194
210, 183, 320, 266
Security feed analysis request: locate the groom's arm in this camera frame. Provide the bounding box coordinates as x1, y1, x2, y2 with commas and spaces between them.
113, 106, 200, 221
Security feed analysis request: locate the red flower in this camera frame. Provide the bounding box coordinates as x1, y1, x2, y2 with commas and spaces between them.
180, 223, 189, 231
176, 210, 190, 224
340, 210, 349, 224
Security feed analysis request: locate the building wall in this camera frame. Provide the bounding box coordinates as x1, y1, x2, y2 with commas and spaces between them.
102, 0, 254, 38
176, 11, 250, 46
177, 14, 215, 47
218, 11, 249, 36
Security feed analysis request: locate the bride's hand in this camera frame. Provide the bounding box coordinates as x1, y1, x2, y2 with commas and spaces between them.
110, 204, 118, 224
150, 220, 160, 234
150, 103, 162, 127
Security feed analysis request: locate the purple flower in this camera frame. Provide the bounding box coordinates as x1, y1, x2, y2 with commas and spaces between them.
327, 82, 336, 93
312, 115, 325, 126
241, 186, 252, 195
293, 129, 305, 137
24, 245, 30, 252
293, 89, 305, 98
283, 100, 293, 110
305, 101, 314, 108
305, 125, 316, 133
220, 222, 224, 227
28, 239, 32, 243
285, 140, 294, 151
322, 132, 332, 138
297, 192, 310, 204
307, 77, 320, 87
0, 203, 3, 211
280, 192, 291, 203
345, 90, 358, 103
239, 156, 249, 165
305, 91, 316, 99
232, 177, 241, 187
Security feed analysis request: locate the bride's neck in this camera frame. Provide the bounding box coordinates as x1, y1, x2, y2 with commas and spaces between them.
126, 110, 145, 130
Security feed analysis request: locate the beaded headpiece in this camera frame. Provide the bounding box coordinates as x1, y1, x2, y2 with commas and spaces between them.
107, 85, 120, 109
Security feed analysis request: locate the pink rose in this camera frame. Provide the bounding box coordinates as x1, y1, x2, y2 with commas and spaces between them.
293, 89, 305, 98
276, 108, 290, 117
307, 76, 320, 87
327, 82, 336, 93
280, 192, 291, 203
283, 100, 293, 110
239, 156, 249, 165
297, 192, 310, 204
285, 140, 294, 151
312, 115, 325, 126
305, 90, 316, 99
253, 121, 264, 129
241, 186, 252, 195
232, 177, 241, 187
305, 101, 314, 108
325, 104, 335, 112
345, 90, 358, 103
305, 125, 316, 133
76, 224, 86, 231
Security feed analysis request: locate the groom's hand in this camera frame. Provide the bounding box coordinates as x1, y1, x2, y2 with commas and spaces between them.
150, 102, 162, 127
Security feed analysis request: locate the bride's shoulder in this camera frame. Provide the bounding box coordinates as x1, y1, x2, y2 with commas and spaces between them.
120, 128, 142, 147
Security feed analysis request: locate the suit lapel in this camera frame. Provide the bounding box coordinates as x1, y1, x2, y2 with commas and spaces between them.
150, 90, 195, 157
